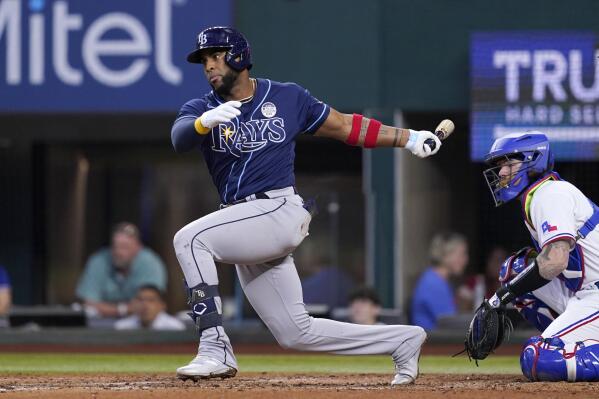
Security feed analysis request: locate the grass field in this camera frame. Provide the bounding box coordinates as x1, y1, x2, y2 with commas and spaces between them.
0, 353, 520, 374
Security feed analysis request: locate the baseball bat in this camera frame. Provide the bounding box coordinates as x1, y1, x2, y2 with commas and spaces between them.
424, 119, 455, 151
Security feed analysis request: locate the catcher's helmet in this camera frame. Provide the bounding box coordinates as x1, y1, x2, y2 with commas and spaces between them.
483, 132, 554, 206
187, 26, 252, 71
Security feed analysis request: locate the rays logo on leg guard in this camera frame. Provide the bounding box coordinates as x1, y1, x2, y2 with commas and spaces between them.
521, 336, 599, 382
185, 282, 222, 332
193, 302, 209, 316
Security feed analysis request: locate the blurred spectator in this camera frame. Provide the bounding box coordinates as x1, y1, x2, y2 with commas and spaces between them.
348, 287, 382, 325
0, 265, 11, 316
458, 246, 508, 311
411, 232, 469, 331
483, 246, 508, 298
114, 285, 185, 331
76, 222, 167, 318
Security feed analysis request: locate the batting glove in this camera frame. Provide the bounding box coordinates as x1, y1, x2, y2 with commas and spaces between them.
199, 101, 242, 129
405, 129, 441, 158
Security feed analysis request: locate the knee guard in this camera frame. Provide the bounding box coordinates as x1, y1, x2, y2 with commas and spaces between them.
185, 282, 222, 332
521, 336, 599, 382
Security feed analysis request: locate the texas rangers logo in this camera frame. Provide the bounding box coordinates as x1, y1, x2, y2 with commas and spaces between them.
211, 117, 286, 157
541, 221, 558, 233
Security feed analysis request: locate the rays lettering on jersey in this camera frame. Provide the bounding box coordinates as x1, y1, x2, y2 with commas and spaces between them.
211, 117, 286, 157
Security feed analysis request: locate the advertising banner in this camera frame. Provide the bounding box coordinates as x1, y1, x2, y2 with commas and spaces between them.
471, 32, 599, 160
0, 0, 232, 112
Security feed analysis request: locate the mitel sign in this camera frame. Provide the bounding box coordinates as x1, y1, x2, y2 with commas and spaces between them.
0, 0, 232, 111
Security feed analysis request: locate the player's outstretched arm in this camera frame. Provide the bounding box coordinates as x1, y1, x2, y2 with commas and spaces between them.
314, 108, 441, 158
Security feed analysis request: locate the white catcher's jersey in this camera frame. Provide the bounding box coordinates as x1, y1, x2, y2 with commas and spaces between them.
524, 179, 599, 287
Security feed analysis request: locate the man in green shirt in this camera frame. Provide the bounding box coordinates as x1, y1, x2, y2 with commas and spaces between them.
76, 222, 167, 318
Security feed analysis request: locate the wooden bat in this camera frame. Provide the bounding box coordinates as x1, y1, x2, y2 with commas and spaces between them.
424, 119, 455, 151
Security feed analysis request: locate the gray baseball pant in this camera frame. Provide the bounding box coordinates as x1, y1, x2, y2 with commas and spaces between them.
173, 188, 426, 370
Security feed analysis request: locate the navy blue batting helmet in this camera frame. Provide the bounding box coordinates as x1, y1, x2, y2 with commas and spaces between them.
187, 26, 252, 71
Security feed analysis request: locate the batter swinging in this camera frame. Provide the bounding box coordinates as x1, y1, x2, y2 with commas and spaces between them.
170, 26, 442, 386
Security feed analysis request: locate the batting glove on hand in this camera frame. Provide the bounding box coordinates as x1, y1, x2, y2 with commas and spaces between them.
199, 101, 242, 129
405, 129, 441, 158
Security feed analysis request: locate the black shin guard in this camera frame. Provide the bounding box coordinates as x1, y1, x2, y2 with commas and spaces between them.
186, 282, 222, 332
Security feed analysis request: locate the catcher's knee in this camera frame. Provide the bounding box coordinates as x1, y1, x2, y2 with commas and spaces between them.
521, 336, 599, 382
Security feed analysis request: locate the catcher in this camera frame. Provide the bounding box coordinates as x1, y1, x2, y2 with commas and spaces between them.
464, 132, 599, 382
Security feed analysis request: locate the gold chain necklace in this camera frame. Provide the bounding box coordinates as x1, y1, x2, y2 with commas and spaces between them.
239, 79, 256, 104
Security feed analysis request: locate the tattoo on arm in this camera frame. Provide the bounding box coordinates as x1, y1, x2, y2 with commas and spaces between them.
392, 128, 400, 147
536, 240, 572, 279
358, 117, 369, 145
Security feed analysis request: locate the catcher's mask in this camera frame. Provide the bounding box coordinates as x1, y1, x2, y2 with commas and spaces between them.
483, 132, 553, 207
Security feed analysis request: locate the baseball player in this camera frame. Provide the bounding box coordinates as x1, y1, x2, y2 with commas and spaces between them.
469, 131, 599, 381
170, 26, 442, 386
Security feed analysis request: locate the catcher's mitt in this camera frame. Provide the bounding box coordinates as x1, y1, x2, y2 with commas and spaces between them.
462, 300, 513, 363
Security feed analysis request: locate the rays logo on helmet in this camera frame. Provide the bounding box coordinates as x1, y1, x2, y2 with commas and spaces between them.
198, 33, 207, 46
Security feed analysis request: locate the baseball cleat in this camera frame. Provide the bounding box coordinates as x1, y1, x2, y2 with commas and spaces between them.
176, 355, 237, 381
391, 346, 421, 386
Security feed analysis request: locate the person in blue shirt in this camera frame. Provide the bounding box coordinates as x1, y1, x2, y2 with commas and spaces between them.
411, 232, 469, 330
0, 265, 11, 316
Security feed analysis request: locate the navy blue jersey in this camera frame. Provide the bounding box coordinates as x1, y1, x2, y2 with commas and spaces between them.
172, 79, 330, 203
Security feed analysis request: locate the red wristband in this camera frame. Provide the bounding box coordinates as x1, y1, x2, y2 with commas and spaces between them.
364, 119, 382, 148
346, 113, 362, 146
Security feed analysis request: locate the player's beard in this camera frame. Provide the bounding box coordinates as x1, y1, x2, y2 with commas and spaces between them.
214, 69, 240, 98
